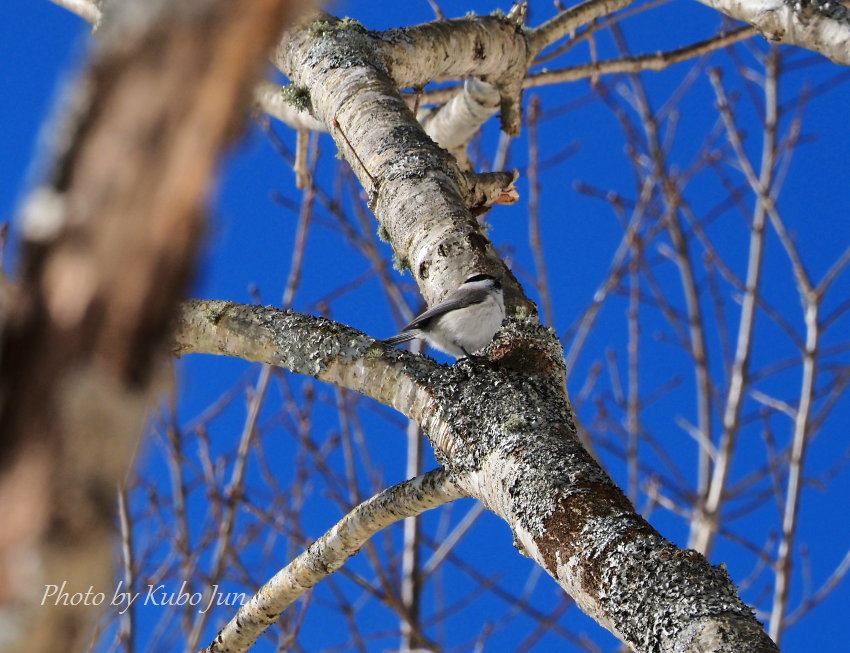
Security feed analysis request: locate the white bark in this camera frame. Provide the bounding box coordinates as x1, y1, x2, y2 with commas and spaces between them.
254, 80, 325, 131
201, 468, 465, 653
695, 0, 850, 64
417, 77, 499, 169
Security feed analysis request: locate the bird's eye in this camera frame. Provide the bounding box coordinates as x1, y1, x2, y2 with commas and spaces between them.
465, 273, 492, 283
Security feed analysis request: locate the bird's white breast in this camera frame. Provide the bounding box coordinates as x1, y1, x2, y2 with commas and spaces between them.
426, 292, 505, 357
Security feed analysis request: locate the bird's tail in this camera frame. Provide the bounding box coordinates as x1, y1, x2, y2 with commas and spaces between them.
382, 331, 418, 347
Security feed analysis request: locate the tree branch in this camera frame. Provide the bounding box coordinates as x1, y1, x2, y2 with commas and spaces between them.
172, 299, 444, 423
531, 0, 638, 55
694, 0, 850, 64
527, 26, 756, 87
375, 12, 531, 134
0, 1, 295, 649
173, 297, 777, 651
273, 13, 532, 313
254, 80, 325, 131
201, 468, 465, 653
417, 77, 500, 169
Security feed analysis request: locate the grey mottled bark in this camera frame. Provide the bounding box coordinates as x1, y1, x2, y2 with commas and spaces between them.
174, 298, 776, 652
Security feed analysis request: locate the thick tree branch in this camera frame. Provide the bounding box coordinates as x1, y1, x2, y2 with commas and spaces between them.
694, 0, 850, 64
173, 299, 442, 424
202, 468, 466, 653
173, 298, 777, 651
273, 13, 532, 313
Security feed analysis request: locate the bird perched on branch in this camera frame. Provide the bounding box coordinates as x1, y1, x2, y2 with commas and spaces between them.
383, 273, 505, 358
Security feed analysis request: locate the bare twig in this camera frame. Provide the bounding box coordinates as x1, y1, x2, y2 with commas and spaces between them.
116, 484, 135, 653
426, 0, 445, 20
527, 27, 755, 88
531, 0, 638, 55
769, 296, 818, 643
693, 58, 777, 555
401, 398, 424, 650
526, 96, 555, 328
186, 365, 273, 651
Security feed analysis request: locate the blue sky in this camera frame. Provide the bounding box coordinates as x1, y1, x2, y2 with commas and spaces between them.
3, 1, 849, 651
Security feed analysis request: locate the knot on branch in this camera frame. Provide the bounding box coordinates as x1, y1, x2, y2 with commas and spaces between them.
461, 170, 520, 216
487, 318, 564, 377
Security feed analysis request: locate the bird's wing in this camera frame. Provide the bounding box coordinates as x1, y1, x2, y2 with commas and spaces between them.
382, 332, 418, 346
402, 287, 490, 331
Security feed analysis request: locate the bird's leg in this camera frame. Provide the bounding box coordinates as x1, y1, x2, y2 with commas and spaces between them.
457, 345, 484, 363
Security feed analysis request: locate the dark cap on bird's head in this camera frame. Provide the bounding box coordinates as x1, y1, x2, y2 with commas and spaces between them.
463, 273, 501, 289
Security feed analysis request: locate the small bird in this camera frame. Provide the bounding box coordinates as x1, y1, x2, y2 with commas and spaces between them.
383, 273, 505, 358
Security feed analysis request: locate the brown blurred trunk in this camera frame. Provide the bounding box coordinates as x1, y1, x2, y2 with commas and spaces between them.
0, 1, 295, 650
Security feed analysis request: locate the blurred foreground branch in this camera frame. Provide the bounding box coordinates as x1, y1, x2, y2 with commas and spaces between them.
0, 1, 295, 650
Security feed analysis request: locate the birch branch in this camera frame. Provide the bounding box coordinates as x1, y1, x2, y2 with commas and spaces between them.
202, 468, 465, 653
527, 26, 756, 87
173, 297, 777, 651
419, 77, 500, 149
274, 13, 531, 312
693, 0, 850, 64
328, 12, 532, 135
418, 77, 500, 169
254, 80, 325, 131
172, 299, 441, 424
531, 0, 638, 55
410, 26, 754, 106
